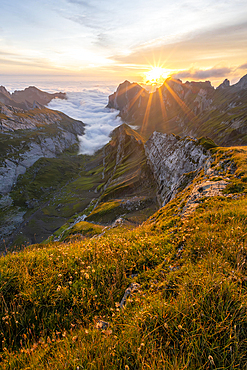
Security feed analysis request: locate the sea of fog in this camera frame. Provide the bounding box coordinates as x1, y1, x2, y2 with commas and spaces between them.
1, 78, 123, 155
47, 87, 122, 155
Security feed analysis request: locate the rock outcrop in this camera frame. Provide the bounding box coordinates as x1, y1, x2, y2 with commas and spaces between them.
0, 104, 63, 132
0, 86, 11, 98
216, 79, 230, 90
144, 132, 210, 205
0, 128, 84, 195
0, 85, 66, 110
107, 80, 148, 111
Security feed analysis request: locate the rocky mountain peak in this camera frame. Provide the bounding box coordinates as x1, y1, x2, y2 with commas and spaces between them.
0, 85, 11, 98
107, 81, 148, 111
0, 85, 66, 109
232, 74, 247, 90
108, 73, 247, 145
216, 78, 230, 90
110, 123, 144, 143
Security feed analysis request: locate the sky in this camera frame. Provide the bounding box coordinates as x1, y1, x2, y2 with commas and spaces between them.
0, 0, 247, 86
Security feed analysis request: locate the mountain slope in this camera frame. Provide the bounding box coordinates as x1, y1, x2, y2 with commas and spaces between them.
86, 124, 158, 224
0, 144, 246, 369
0, 123, 158, 250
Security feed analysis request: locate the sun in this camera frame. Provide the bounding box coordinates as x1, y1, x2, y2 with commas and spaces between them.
144, 66, 169, 85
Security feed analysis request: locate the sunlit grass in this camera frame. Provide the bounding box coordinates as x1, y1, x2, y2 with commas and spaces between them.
0, 147, 247, 368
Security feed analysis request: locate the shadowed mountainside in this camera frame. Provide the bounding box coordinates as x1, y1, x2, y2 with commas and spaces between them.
108, 75, 247, 146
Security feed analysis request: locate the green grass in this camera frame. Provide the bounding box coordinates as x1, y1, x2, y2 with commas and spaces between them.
86, 200, 122, 223
0, 192, 247, 369
1, 143, 247, 368
58, 221, 104, 241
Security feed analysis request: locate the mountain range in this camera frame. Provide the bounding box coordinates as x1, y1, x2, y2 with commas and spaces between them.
0, 78, 247, 368
0, 76, 247, 249
107, 75, 247, 146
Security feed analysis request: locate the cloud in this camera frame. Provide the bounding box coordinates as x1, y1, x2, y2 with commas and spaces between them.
173, 67, 233, 80
239, 62, 247, 69
66, 0, 92, 7
47, 86, 123, 155
110, 21, 247, 70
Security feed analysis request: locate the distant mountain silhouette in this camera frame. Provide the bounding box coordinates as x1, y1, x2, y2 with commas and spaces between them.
0, 85, 66, 109
108, 74, 247, 146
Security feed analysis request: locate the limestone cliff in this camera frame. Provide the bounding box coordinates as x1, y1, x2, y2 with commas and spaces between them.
144, 132, 210, 205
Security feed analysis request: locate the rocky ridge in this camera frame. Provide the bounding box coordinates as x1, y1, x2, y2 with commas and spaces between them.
0, 85, 66, 108
107, 74, 247, 145
0, 86, 84, 196
0, 104, 61, 132
0, 120, 245, 252
47, 123, 245, 249
85, 123, 158, 225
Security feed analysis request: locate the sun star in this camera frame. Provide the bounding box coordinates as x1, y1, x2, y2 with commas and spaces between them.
144, 66, 169, 85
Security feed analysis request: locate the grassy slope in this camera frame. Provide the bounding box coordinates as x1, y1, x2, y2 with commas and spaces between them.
0, 146, 247, 369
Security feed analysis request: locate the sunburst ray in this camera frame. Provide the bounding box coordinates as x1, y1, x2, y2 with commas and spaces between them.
163, 79, 195, 121
157, 86, 168, 122
141, 86, 155, 135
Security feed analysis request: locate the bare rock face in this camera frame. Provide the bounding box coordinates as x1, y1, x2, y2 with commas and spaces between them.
0, 104, 62, 132
107, 81, 149, 123
0, 131, 83, 195
0, 104, 85, 195
144, 132, 210, 205
216, 79, 230, 90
